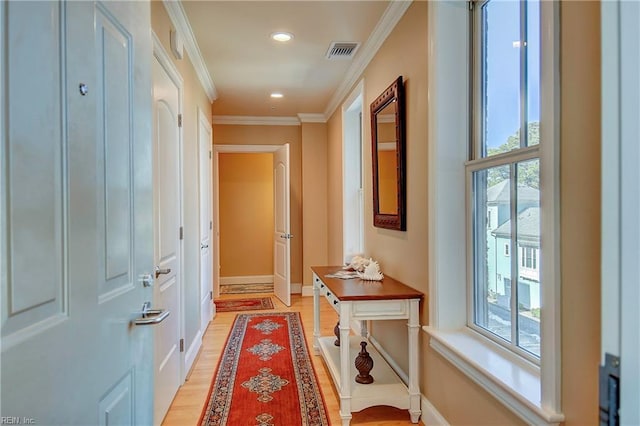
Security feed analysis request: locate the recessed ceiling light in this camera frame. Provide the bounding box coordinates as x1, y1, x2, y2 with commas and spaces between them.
271, 32, 293, 42
270, 93, 284, 99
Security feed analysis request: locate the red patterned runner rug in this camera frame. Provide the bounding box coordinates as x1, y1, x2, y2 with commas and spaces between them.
199, 312, 331, 426
214, 297, 274, 312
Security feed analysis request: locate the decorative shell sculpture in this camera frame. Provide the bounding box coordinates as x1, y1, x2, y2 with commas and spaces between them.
357, 259, 384, 281
345, 255, 370, 272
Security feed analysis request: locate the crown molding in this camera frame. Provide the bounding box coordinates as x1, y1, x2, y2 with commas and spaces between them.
323, 0, 413, 119
162, 0, 217, 102
297, 113, 327, 123
211, 115, 301, 126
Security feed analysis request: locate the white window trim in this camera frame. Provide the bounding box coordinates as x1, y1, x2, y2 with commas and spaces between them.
424, 1, 562, 425
342, 79, 365, 263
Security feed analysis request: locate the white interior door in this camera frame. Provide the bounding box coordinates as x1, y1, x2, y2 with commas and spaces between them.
152, 53, 182, 425
273, 144, 291, 306
198, 109, 213, 327
601, 1, 640, 424
1, 1, 154, 424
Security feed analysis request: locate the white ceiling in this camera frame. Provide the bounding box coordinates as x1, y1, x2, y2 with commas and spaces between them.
177, 1, 401, 119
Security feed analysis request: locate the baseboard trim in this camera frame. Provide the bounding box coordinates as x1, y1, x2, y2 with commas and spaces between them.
421, 396, 449, 426
183, 330, 202, 381
291, 282, 302, 294
219, 275, 273, 285
301, 285, 314, 297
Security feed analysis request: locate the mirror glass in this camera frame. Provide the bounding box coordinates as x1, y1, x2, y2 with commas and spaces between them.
376, 101, 398, 215
370, 76, 405, 231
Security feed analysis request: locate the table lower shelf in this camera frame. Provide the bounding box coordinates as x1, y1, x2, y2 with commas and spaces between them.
317, 335, 410, 413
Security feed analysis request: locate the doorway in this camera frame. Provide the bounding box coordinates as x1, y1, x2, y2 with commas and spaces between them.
213, 145, 292, 306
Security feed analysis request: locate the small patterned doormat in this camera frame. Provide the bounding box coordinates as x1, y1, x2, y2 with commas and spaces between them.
199, 312, 330, 425
214, 297, 274, 312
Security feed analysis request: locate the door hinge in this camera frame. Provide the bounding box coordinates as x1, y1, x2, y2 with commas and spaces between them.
468, 0, 474, 11
209, 220, 212, 230
209, 291, 213, 300
178, 114, 183, 128
599, 353, 620, 425
179, 226, 184, 240
179, 338, 184, 352
209, 150, 212, 159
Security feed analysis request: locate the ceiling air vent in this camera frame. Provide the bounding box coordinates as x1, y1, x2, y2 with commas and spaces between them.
326, 42, 360, 60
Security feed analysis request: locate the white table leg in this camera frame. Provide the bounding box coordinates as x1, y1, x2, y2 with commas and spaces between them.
408, 299, 421, 423
312, 274, 320, 355
339, 301, 352, 425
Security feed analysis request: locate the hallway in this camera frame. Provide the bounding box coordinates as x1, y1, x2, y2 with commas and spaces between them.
162, 294, 424, 425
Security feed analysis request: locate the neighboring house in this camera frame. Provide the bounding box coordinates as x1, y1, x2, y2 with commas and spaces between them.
486, 180, 540, 310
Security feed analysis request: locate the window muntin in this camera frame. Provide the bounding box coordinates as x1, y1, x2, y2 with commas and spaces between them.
470, 0, 541, 361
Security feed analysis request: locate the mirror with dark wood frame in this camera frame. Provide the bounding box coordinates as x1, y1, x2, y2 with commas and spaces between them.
370, 76, 406, 231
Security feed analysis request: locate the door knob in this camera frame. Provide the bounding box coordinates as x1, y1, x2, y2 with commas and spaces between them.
138, 273, 154, 287
155, 266, 171, 278
133, 302, 170, 326
201, 244, 209, 249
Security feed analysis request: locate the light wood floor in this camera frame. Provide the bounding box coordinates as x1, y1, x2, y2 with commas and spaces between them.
161, 293, 424, 426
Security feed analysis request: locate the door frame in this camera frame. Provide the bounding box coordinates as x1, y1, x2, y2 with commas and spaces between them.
212, 144, 286, 298
151, 32, 186, 384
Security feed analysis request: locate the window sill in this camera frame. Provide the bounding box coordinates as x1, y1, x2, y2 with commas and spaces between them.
423, 326, 564, 425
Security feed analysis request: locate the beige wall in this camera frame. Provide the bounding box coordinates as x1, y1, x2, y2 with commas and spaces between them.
301, 123, 329, 286
559, 2, 601, 423
325, 1, 602, 424
219, 153, 273, 277
213, 125, 303, 286
327, 110, 344, 265
150, 2, 213, 348
326, 0, 429, 375
327, 1, 429, 287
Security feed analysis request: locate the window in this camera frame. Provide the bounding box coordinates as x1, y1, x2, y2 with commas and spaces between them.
425, 0, 561, 423
469, 0, 541, 361
521, 246, 537, 270
342, 81, 364, 262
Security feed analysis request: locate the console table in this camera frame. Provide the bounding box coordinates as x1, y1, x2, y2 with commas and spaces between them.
311, 266, 423, 425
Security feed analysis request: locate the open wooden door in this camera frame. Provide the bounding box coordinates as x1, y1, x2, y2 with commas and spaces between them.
273, 144, 291, 306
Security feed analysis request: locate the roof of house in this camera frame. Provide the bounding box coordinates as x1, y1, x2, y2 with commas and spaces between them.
487, 180, 539, 204
492, 207, 540, 241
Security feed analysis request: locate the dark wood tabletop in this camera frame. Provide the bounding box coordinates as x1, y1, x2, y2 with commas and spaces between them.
311, 266, 424, 301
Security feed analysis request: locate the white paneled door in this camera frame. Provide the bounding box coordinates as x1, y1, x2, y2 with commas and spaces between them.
273, 144, 291, 306
152, 52, 183, 425
1, 1, 154, 424
198, 110, 213, 328
601, 1, 640, 424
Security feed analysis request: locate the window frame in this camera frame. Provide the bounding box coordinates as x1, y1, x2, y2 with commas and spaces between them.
424, 0, 562, 423
467, 0, 542, 364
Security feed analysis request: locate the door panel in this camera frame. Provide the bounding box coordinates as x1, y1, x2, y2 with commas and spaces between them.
2, 0, 66, 342
1, 1, 153, 424
273, 144, 291, 306
96, 5, 134, 301
152, 54, 182, 425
